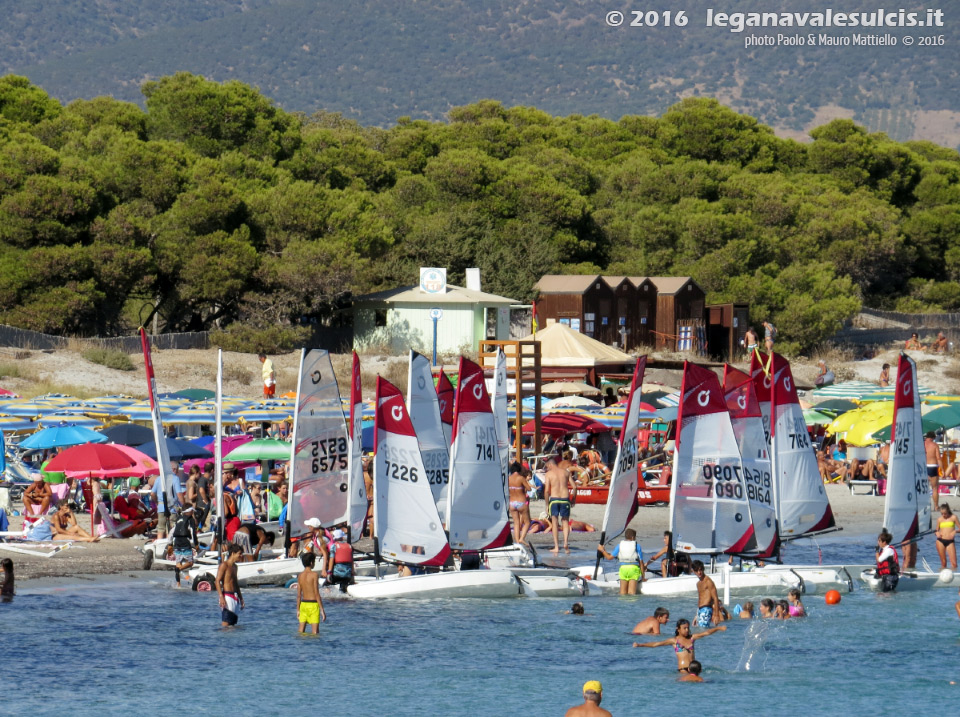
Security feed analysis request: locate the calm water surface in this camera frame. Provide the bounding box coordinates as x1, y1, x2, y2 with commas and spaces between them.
3, 533, 956, 716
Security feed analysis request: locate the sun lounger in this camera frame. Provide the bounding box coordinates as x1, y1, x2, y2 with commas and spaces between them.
849, 480, 880, 496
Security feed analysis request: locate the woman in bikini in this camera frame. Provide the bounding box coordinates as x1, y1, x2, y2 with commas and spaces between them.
50, 500, 100, 542
507, 462, 533, 544
633, 618, 726, 673
936, 503, 959, 570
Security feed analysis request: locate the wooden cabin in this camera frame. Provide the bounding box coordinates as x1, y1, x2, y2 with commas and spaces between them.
601, 276, 633, 350
534, 275, 617, 345
706, 303, 751, 361
649, 277, 706, 351
625, 276, 658, 349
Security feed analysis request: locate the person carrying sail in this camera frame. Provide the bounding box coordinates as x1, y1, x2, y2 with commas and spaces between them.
597, 528, 643, 595
875, 530, 900, 592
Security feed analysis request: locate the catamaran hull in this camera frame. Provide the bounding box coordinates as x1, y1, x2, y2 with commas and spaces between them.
859, 568, 952, 591
576, 566, 800, 597
347, 569, 522, 599
748, 565, 868, 594
510, 568, 587, 597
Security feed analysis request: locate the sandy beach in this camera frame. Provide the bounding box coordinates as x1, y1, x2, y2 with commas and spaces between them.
4, 483, 897, 583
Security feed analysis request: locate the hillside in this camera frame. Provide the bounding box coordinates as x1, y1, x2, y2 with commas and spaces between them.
1, 0, 957, 146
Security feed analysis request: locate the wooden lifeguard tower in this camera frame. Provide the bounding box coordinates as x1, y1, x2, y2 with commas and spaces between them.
478, 339, 544, 459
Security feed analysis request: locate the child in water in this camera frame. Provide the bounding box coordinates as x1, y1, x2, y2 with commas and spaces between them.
775, 599, 791, 619
1, 558, 13, 599
678, 660, 704, 683
787, 588, 806, 617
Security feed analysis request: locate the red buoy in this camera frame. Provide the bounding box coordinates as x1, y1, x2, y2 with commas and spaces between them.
825, 589, 842, 605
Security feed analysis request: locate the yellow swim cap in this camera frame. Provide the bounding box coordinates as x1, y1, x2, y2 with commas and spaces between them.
583, 680, 602, 694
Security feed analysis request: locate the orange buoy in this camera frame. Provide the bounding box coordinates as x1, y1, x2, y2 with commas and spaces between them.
825, 589, 841, 605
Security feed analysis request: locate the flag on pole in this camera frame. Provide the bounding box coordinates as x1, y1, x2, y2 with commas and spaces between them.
531, 300, 538, 338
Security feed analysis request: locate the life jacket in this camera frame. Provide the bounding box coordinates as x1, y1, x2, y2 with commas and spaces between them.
333, 540, 353, 564
618, 540, 639, 565
876, 546, 899, 576
172, 515, 193, 540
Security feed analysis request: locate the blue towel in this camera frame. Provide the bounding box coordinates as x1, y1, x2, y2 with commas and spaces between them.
0, 508, 8, 533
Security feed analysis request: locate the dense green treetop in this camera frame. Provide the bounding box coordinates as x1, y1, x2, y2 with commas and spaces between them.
1, 75, 959, 353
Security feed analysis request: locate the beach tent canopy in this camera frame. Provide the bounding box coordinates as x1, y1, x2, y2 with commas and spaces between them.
812, 381, 935, 401
518, 323, 636, 367
540, 381, 601, 396
521, 412, 610, 436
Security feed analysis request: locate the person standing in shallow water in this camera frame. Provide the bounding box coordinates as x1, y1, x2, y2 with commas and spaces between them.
1, 558, 13, 600
564, 681, 611, 717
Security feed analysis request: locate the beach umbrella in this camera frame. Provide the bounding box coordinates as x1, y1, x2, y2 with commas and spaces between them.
234, 406, 293, 423
812, 399, 859, 414
0, 415, 40, 432
803, 409, 835, 426
921, 404, 960, 431
181, 434, 255, 472
872, 418, 944, 442
827, 402, 893, 437
63, 444, 160, 479
174, 388, 216, 401
100, 423, 156, 446
165, 406, 240, 424
19, 424, 109, 451
840, 406, 897, 447
544, 395, 600, 409
223, 438, 292, 462
137, 437, 214, 461
655, 406, 679, 423
540, 381, 601, 396
520, 413, 610, 436
1, 401, 61, 416
36, 413, 103, 428
0, 388, 18, 397
44, 442, 145, 477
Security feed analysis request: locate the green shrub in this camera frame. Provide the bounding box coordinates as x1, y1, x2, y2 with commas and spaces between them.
82, 348, 135, 371
211, 323, 310, 354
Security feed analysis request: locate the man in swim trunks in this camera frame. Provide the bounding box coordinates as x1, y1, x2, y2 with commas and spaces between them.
296, 552, 327, 634
216, 543, 244, 627
692, 560, 720, 627
598, 528, 643, 595
543, 457, 576, 553
22, 472, 52, 518
564, 680, 611, 717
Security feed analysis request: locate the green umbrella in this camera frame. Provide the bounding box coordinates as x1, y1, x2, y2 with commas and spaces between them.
223, 438, 291, 462
922, 404, 960, 431
174, 388, 216, 401
803, 409, 835, 426
812, 399, 859, 414
872, 418, 942, 442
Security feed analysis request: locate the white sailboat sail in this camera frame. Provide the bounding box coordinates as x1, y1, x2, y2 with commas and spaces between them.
373, 377, 451, 566
407, 351, 451, 522
599, 356, 646, 541
723, 365, 777, 555
669, 362, 754, 554
447, 357, 510, 551
139, 328, 174, 514
287, 349, 351, 537
492, 348, 510, 493
884, 353, 929, 543
770, 353, 835, 537
436, 371, 455, 446
346, 351, 368, 540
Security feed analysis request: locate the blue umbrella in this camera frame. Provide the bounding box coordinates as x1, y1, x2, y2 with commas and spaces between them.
19, 424, 109, 450
137, 437, 214, 461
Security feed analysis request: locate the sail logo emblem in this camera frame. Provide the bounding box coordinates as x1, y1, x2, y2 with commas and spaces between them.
697, 390, 710, 407
391, 404, 403, 421
417, 375, 426, 390
439, 399, 447, 413
311, 370, 322, 384
763, 375, 772, 388
737, 395, 746, 410
472, 382, 484, 400
902, 378, 912, 396
783, 376, 792, 391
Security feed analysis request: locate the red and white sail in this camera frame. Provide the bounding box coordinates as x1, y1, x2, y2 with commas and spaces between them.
884, 353, 931, 543
770, 353, 835, 536
407, 351, 451, 522
723, 365, 777, 555
373, 377, 450, 567
436, 371, 455, 446
287, 349, 351, 538
346, 351, 368, 539
447, 358, 510, 551
492, 348, 510, 492
669, 362, 754, 554
599, 356, 646, 541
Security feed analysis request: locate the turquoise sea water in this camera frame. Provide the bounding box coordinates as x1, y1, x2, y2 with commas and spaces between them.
3, 533, 957, 716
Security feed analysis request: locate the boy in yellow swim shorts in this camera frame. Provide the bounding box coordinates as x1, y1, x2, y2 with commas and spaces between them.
597, 528, 643, 595
296, 552, 327, 634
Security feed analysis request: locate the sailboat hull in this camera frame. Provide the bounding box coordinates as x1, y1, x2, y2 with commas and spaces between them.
347, 569, 523, 599
747, 564, 868, 594
576, 565, 800, 597
859, 568, 945, 591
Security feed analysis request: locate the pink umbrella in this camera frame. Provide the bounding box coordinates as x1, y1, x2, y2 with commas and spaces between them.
64, 444, 160, 479
181, 434, 256, 472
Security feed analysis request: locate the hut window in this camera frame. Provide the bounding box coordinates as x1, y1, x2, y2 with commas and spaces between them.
374, 309, 388, 327
485, 307, 498, 339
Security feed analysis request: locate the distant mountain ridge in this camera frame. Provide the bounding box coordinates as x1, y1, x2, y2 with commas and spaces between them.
3, 0, 958, 147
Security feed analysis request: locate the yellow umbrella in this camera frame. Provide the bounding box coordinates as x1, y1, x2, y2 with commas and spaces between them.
826, 401, 890, 435
838, 404, 896, 447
